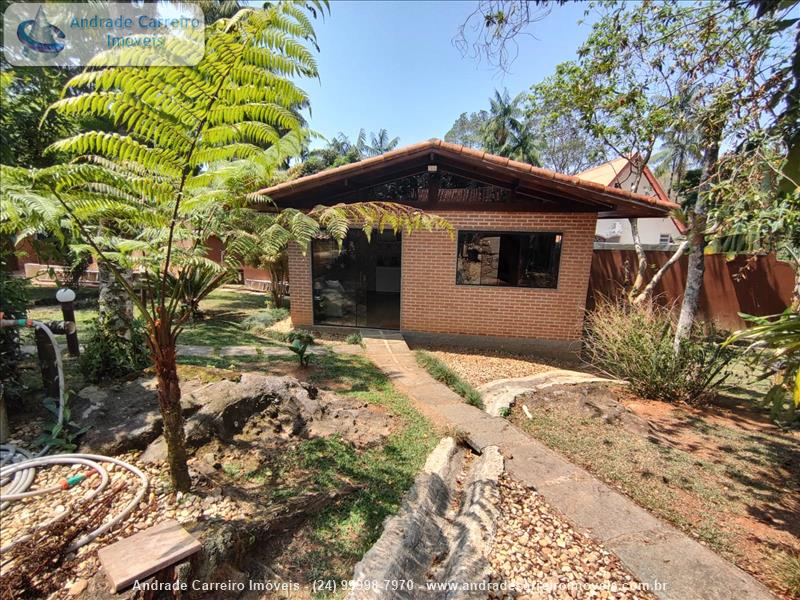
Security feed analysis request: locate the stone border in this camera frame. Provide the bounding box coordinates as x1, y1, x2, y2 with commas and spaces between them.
477, 370, 624, 416
347, 439, 504, 599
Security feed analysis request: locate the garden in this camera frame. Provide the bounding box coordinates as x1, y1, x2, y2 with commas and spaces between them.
1, 0, 799, 599
414, 300, 799, 598
1, 280, 440, 597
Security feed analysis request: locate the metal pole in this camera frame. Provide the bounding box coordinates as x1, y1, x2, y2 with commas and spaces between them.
57, 288, 80, 356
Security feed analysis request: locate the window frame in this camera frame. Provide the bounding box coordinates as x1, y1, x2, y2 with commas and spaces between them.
454, 229, 564, 290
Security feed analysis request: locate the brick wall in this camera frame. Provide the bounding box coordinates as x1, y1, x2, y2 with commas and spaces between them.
401, 211, 596, 342
287, 241, 313, 326
287, 211, 597, 342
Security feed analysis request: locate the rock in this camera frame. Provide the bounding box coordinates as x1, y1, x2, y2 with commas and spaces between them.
76, 377, 206, 455
68, 579, 88, 596
141, 374, 393, 463
518, 382, 655, 438
347, 440, 504, 600
140, 374, 320, 463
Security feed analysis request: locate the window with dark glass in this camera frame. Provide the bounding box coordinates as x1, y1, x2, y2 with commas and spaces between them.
456, 231, 563, 288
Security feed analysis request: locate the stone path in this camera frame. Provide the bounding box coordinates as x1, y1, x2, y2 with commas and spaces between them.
360, 329, 775, 600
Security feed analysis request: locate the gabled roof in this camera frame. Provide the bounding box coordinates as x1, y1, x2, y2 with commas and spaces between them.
259, 140, 678, 217
576, 157, 632, 187
577, 155, 685, 232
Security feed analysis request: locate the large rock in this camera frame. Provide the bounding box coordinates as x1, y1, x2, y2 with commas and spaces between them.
76, 372, 394, 461
479, 369, 623, 417
139, 374, 321, 463
139, 374, 394, 463
76, 377, 205, 455
347, 439, 504, 600
518, 381, 654, 437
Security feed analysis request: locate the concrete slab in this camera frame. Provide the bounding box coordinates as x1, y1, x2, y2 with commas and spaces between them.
98, 520, 201, 592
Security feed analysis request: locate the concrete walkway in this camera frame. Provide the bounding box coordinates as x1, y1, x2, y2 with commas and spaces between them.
361, 330, 774, 600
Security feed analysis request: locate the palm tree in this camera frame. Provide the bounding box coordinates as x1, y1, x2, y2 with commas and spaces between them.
651, 85, 704, 198
482, 89, 540, 165
366, 129, 400, 156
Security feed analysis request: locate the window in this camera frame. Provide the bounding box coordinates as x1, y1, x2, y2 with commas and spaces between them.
456, 231, 563, 288
659, 233, 672, 244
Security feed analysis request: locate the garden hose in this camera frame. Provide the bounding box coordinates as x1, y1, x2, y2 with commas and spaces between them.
0, 320, 150, 554
0, 453, 149, 553
0, 319, 67, 510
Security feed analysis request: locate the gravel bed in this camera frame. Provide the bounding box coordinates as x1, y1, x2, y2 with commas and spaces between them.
488, 475, 655, 599
1, 451, 241, 598
425, 347, 562, 388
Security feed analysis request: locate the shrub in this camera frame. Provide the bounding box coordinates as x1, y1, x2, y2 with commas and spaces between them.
414, 350, 483, 408
725, 310, 799, 425
242, 307, 290, 332
79, 318, 151, 383
0, 267, 29, 390
584, 300, 733, 404
286, 329, 314, 345
345, 332, 363, 345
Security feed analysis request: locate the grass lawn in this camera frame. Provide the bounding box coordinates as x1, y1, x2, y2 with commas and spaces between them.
176, 351, 439, 589
510, 388, 800, 597
414, 349, 484, 408
22, 286, 287, 348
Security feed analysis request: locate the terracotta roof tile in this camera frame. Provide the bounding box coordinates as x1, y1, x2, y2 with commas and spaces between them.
258, 139, 679, 213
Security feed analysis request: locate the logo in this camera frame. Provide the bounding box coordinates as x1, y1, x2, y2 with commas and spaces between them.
17, 6, 65, 54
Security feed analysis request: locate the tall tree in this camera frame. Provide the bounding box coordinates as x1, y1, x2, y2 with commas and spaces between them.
483, 89, 540, 165
444, 111, 489, 148
521, 2, 796, 352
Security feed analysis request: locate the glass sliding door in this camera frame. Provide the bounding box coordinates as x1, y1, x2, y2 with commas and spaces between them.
311, 230, 401, 329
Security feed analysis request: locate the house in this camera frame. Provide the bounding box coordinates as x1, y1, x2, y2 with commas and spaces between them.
578, 156, 684, 246
258, 140, 676, 356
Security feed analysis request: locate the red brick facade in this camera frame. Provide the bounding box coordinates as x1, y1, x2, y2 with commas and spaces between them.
287, 241, 314, 326
288, 210, 597, 344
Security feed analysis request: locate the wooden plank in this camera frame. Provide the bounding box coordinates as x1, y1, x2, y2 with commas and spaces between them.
97, 520, 202, 592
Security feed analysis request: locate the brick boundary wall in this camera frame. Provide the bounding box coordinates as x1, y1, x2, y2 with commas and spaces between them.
288, 211, 597, 347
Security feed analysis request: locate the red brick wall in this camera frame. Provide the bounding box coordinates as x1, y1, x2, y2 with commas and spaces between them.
287, 211, 597, 341
402, 211, 596, 341
287, 241, 314, 326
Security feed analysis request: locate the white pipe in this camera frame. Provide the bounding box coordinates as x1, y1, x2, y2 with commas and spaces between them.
0, 322, 149, 553
0, 453, 148, 553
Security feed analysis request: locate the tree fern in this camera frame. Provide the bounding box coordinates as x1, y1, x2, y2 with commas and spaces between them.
15, 2, 450, 490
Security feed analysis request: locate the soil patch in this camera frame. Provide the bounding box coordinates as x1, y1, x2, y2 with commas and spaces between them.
511, 382, 800, 598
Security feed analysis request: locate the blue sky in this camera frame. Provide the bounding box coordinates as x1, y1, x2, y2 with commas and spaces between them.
301, 1, 598, 149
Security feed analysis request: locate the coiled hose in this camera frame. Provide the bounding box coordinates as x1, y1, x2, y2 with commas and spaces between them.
0, 321, 149, 553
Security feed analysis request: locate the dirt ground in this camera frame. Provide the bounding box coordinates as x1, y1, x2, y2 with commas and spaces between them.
511, 383, 800, 598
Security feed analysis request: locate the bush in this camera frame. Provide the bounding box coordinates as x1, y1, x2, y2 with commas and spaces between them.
241, 307, 290, 332
0, 268, 29, 390
286, 329, 314, 345
79, 318, 151, 383
414, 350, 484, 408
584, 300, 733, 403
345, 332, 363, 345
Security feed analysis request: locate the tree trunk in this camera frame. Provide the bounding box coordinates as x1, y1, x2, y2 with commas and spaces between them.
153, 338, 192, 491
628, 218, 648, 300
632, 239, 690, 305
673, 140, 719, 353
98, 259, 134, 340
